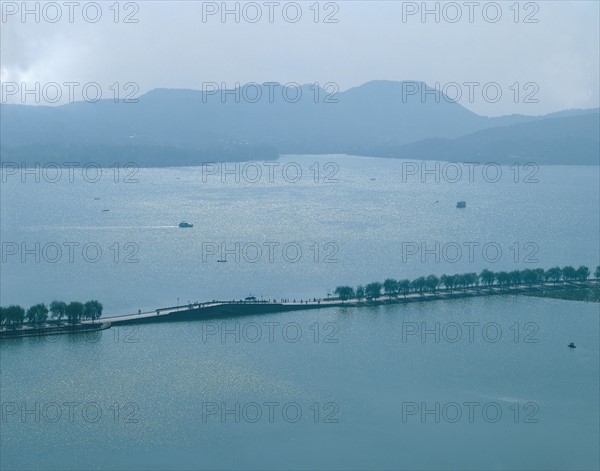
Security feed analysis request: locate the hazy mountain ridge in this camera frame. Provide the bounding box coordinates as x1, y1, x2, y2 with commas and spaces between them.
1, 81, 598, 166
364, 112, 600, 165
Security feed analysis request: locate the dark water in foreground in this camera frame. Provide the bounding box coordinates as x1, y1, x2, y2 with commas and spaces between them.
1, 296, 598, 470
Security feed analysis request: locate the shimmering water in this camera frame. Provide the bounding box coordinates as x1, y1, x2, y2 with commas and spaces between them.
1, 297, 598, 470
1, 156, 598, 315
1, 156, 599, 470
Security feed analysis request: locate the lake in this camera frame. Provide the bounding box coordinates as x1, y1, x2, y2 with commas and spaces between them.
1, 156, 599, 470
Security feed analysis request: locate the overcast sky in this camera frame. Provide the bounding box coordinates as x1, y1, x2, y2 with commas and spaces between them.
1, 0, 599, 116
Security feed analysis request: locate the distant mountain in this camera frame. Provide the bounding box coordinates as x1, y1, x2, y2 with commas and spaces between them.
364, 112, 599, 165
1, 81, 598, 166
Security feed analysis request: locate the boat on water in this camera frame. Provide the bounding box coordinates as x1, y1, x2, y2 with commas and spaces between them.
456, 201, 466, 209
179, 222, 193, 228
217, 259, 227, 263
568, 342, 576, 349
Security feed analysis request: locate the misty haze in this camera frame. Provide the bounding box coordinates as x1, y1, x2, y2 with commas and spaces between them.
1, 2, 599, 471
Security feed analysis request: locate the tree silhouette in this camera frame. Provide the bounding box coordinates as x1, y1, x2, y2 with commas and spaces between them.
425, 275, 440, 293
50, 301, 67, 325
26, 304, 48, 326
5, 305, 25, 328
383, 279, 398, 298
576, 266, 590, 284
454, 274, 468, 292
411, 277, 426, 295
562, 266, 577, 281
509, 270, 522, 287
521, 269, 538, 287
398, 279, 411, 298
441, 274, 456, 292
83, 300, 104, 322
464, 273, 478, 290
66, 302, 84, 324
545, 267, 561, 284
365, 282, 382, 299
534, 269, 545, 285
468, 273, 480, 291
479, 269, 495, 288
334, 286, 354, 301
496, 272, 510, 288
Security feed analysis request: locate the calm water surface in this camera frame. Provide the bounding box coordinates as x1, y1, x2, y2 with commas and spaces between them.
1, 157, 599, 470
1, 156, 598, 314
1, 297, 598, 470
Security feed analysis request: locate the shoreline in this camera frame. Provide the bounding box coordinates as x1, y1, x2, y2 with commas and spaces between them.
0, 321, 110, 339
1, 281, 597, 340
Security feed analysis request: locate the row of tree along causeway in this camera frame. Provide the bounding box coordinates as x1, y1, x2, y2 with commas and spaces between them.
1, 265, 598, 339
